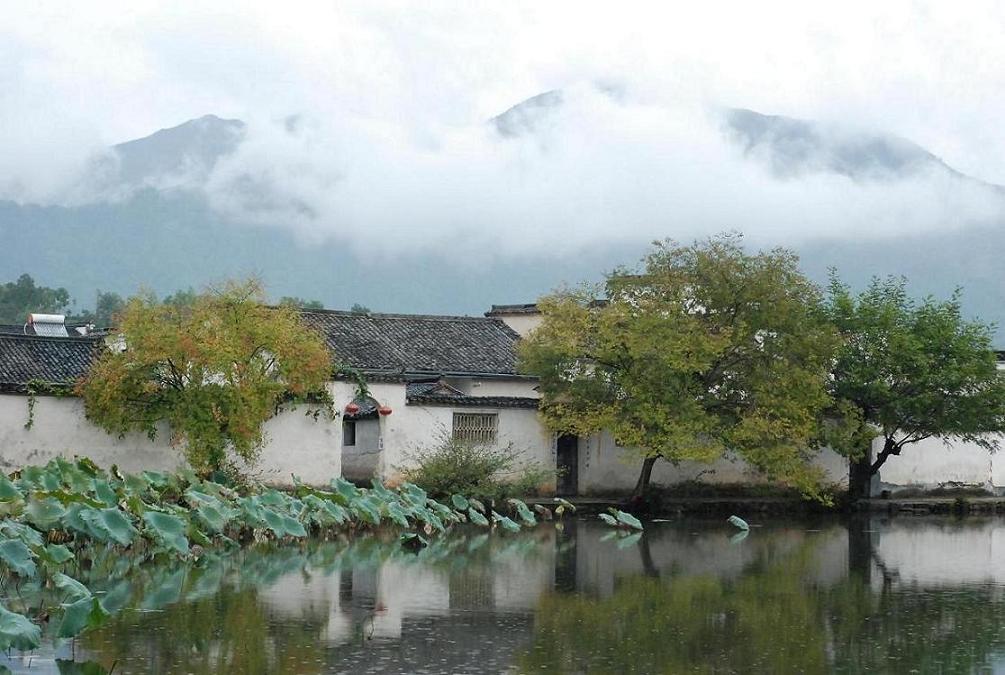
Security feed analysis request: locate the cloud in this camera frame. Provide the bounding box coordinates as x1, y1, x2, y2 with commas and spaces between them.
4, 1, 1005, 256
203, 83, 1005, 259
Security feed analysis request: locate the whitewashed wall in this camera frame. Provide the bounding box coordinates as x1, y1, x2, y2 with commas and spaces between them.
0, 393, 340, 487
573, 431, 849, 495
327, 379, 555, 487
7, 383, 1005, 496
873, 434, 1001, 492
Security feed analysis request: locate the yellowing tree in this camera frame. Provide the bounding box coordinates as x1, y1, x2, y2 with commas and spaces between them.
78, 280, 333, 474
519, 235, 838, 499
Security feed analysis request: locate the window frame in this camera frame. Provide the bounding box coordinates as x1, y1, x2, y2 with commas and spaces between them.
452, 412, 499, 444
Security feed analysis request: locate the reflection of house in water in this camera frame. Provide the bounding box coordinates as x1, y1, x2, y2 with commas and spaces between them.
256, 532, 557, 671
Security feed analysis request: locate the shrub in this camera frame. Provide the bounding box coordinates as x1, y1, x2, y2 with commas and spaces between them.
401, 433, 554, 501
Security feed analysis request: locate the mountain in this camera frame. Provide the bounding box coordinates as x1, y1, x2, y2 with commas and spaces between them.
3, 96, 1005, 334
724, 108, 952, 181
111, 114, 245, 188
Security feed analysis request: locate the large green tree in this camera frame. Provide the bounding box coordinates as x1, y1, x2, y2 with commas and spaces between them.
824, 275, 1005, 499
519, 235, 838, 499
78, 280, 334, 474
0, 274, 71, 324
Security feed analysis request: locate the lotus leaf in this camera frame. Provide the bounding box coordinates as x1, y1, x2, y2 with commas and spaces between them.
0, 539, 36, 577
58, 596, 109, 638
491, 511, 521, 533
142, 511, 189, 555
80, 507, 138, 546
24, 497, 66, 529
468, 508, 489, 527
0, 604, 41, 651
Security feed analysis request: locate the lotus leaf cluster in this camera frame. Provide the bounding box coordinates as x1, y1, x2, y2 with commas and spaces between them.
0, 457, 562, 652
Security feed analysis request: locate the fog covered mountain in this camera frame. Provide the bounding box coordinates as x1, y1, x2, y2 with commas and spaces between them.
3, 93, 1005, 333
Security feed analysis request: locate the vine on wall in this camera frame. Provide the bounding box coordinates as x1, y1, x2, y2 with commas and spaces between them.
23, 379, 71, 430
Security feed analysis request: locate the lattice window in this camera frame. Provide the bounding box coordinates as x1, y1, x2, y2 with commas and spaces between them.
452, 413, 498, 444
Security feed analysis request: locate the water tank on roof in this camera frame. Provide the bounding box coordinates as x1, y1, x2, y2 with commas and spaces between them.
27, 313, 69, 337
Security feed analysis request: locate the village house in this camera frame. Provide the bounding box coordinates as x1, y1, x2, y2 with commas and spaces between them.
1, 309, 1004, 496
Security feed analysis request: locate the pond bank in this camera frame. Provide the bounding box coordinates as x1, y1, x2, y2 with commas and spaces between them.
530, 494, 1005, 516
861, 496, 1005, 515
526, 495, 836, 516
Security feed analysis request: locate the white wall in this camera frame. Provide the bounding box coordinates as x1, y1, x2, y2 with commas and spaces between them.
327, 378, 554, 488
9, 382, 1005, 496
489, 313, 542, 338
874, 435, 999, 492
574, 431, 849, 495
0, 393, 341, 487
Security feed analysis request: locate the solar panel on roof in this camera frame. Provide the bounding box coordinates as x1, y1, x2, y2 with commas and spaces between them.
28, 314, 69, 338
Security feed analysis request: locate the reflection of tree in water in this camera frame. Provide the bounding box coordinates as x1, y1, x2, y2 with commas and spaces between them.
78, 551, 331, 674
520, 522, 1005, 674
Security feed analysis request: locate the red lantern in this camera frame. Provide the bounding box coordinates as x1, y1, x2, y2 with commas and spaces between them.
378, 405, 393, 416
345, 402, 360, 415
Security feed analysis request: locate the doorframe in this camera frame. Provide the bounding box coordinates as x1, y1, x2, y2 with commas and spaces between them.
556, 433, 580, 496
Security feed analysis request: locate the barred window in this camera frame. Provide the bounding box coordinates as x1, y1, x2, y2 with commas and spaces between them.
452, 412, 498, 444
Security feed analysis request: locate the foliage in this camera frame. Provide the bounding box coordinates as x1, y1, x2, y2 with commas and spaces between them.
77, 280, 334, 474
401, 433, 555, 501
519, 234, 838, 498
0, 457, 556, 655
278, 296, 324, 310
598, 508, 643, 530
71, 290, 126, 328
349, 303, 371, 314
823, 274, 1005, 497
161, 287, 198, 308
0, 273, 71, 324
22, 378, 72, 430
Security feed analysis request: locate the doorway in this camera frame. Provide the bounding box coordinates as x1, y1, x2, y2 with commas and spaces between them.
556, 434, 579, 496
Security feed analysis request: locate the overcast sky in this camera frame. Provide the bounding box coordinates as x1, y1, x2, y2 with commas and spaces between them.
4, 1, 1005, 255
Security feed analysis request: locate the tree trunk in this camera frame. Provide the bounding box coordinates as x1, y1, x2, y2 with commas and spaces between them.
848, 443, 874, 501
849, 437, 900, 501
632, 456, 658, 499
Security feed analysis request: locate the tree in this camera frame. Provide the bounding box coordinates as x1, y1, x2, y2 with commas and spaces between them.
519, 235, 837, 499
349, 303, 371, 314
0, 274, 71, 324
77, 280, 334, 474
824, 275, 1005, 499
162, 287, 198, 308
278, 296, 325, 310
72, 290, 126, 327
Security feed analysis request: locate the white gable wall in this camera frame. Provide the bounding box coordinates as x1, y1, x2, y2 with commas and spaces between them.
0, 393, 340, 486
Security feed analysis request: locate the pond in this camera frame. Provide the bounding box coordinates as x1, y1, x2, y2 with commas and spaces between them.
5, 515, 1005, 674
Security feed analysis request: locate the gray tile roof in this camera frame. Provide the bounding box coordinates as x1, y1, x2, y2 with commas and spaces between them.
405, 381, 539, 409
485, 303, 539, 316
300, 310, 524, 377
0, 334, 103, 392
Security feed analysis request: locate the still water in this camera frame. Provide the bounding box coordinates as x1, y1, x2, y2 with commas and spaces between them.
6, 515, 1005, 674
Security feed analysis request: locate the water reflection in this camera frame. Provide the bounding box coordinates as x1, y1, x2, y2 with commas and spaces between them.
6, 516, 1005, 673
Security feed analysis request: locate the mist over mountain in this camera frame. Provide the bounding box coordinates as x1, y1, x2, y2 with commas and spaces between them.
3, 90, 1005, 334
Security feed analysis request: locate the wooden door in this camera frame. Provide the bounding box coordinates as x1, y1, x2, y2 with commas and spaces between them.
556, 434, 579, 496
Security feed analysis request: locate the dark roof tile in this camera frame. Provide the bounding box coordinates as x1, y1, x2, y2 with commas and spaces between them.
300, 310, 522, 376
0, 335, 102, 391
